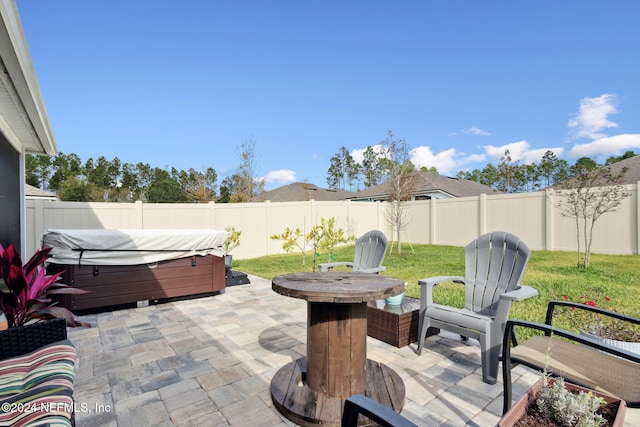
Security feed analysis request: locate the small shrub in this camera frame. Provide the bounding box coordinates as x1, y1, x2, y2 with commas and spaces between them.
536, 374, 605, 427
224, 226, 241, 253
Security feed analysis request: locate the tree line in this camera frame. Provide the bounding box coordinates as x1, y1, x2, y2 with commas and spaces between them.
326, 131, 436, 192
26, 133, 635, 202
456, 150, 636, 193
325, 132, 636, 193
25, 138, 263, 203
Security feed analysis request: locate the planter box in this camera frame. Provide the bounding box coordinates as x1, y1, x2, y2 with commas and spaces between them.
499, 378, 627, 427
367, 297, 439, 347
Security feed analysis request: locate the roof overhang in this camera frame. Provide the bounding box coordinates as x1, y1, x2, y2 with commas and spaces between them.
0, 1, 56, 155
348, 188, 456, 202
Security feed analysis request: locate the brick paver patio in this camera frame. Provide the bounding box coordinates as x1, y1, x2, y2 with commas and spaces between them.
68, 274, 640, 426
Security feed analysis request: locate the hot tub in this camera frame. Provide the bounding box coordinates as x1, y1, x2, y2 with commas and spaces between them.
42, 229, 228, 311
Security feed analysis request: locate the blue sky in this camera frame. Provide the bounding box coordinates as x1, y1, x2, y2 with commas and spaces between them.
16, 1, 640, 191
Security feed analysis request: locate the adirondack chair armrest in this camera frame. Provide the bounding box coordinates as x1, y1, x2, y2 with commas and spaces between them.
494, 286, 538, 326
418, 275, 465, 288
318, 262, 353, 272
359, 266, 386, 274
500, 285, 538, 302
419, 276, 465, 307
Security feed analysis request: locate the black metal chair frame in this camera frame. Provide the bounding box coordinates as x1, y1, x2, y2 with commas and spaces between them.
502, 300, 640, 415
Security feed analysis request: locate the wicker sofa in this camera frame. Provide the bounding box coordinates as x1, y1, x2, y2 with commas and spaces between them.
0, 319, 77, 426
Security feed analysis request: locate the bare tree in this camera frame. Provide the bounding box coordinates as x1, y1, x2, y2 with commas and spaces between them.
185, 167, 217, 202
555, 163, 630, 268
381, 131, 416, 254
230, 137, 264, 202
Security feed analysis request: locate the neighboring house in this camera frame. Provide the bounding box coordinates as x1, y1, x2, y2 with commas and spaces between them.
251, 182, 354, 202
0, 2, 57, 255
606, 155, 640, 185
348, 171, 501, 202
549, 155, 639, 190
25, 184, 58, 201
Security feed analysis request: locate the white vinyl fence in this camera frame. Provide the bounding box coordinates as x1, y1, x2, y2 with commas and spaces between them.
25, 184, 639, 259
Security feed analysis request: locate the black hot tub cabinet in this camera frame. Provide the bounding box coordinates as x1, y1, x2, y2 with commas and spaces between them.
42, 229, 228, 311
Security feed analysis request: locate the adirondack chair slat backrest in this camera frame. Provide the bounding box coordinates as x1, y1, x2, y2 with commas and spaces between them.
464, 231, 530, 315
353, 230, 387, 272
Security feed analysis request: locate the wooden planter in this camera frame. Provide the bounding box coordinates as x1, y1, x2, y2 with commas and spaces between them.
499, 378, 627, 427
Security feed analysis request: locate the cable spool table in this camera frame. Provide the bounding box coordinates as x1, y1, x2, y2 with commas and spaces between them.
270, 272, 407, 426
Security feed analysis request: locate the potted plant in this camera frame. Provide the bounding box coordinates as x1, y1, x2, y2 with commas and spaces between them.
224, 226, 241, 267
557, 294, 640, 355
0, 243, 90, 328
499, 373, 626, 426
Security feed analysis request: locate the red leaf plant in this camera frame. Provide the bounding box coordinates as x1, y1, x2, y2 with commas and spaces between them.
0, 244, 90, 328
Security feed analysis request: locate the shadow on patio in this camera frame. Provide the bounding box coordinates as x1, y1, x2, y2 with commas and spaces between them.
68, 275, 640, 426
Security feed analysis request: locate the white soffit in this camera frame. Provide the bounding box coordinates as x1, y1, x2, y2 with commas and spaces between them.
0, 0, 56, 155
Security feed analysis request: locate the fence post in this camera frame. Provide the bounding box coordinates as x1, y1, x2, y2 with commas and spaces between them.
430, 198, 436, 244
135, 201, 143, 229
545, 189, 554, 251
265, 200, 272, 255
378, 201, 386, 235
33, 199, 45, 251
479, 194, 486, 236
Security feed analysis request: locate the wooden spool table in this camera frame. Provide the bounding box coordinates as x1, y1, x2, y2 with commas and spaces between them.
271, 272, 406, 426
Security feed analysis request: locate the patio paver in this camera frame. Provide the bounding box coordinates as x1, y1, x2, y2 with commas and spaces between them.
68, 274, 640, 426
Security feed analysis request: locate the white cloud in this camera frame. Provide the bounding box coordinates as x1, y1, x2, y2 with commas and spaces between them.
568, 94, 619, 139
449, 126, 491, 137
464, 153, 487, 164
569, 133, 640, 158
350, 144, 488, 176
350, 145, 384, 163
484, 141, 565, 164
484, 140, 531, 161
259, 169, 296, 184
463, 126, 491, 136
410, 146, 484, 175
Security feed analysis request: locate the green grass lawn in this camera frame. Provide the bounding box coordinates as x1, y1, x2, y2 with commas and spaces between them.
234, 243, 640, 332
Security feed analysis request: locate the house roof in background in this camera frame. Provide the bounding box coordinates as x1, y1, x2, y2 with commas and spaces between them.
25, 184, 57, 200
0, 2, 56, 155
349, 172, 501, 200
606, 155, 640, 185
252, 182, 354, 202
549, 155, 639, 190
